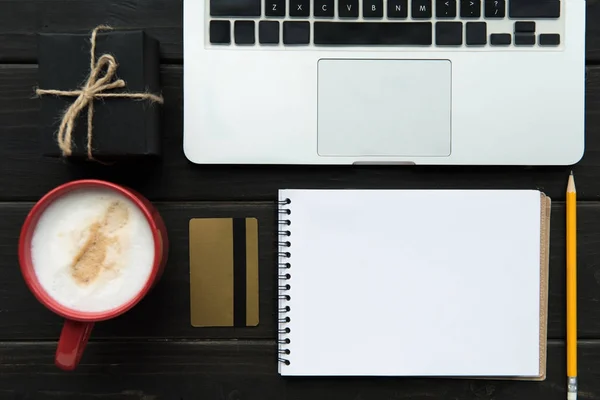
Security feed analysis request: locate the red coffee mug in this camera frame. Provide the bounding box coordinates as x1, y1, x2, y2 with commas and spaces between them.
18, 180, 169, 371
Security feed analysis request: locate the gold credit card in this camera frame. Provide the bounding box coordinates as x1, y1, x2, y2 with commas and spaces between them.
189, 218, 259, 327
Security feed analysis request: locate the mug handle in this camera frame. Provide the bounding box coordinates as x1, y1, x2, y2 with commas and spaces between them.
55, 320, 94, 371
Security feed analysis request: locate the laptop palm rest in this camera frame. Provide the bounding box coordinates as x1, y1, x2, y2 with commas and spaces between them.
317, 59, 452, 158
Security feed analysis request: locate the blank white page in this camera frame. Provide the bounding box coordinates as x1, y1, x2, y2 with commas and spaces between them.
278, 189, 542, 377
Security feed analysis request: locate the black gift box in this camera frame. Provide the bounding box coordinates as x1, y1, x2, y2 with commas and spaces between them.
38, 29, 162, 159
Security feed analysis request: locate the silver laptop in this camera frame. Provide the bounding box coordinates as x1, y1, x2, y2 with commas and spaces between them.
183, 0, 586, 165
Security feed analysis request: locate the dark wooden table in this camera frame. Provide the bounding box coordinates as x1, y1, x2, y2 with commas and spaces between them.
1, 1, 600, 399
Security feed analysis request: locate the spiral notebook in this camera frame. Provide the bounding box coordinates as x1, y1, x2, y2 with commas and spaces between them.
277, 189, 550, 379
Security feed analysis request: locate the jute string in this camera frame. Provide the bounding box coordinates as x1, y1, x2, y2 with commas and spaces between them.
35, 25, 164, 159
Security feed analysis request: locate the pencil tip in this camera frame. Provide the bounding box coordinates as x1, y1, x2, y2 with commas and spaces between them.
568, 171, 576, 192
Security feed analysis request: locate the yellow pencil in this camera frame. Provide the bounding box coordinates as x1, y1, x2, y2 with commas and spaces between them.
567, 172, 577, 400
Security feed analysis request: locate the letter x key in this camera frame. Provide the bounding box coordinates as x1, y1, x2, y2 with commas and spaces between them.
290, 0, 310, 16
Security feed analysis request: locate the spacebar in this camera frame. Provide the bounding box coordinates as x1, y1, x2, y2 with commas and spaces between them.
314, 22, 432, 45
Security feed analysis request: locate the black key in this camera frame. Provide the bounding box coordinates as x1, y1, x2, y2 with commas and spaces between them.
290, 0, 310, 16
490, 33, 511, 45
539, 33, 560, 46
314, 0, 334, 17
314, 22, 432, 45
436, 0, 457, 17
460, 0, 481, 17
210, 0, 261, 17
210, 20, 231, 44
388, 0, 408, 18
514, 34, 535, 45
466, 22, 486, 45
266, 0, 286, 17
509, 0, 560, 18
235, 21, 255, 44
339, 0, 359, 17
412, 0, 432, 18
260, 21, 280, 44
283, 21, 310, 44
484, 0, 505, 18
364, 0, 384, 18
515, 21, 535, 33
436, 22, 462, 45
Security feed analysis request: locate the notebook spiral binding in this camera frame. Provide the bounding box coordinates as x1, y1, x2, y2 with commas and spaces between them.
278, 197, 292, 366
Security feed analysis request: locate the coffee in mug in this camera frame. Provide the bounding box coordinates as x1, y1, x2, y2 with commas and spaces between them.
30, 187, 156, 313
19, 180, 168, 370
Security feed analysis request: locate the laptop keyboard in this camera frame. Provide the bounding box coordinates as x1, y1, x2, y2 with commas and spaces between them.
207, 0, 563, 48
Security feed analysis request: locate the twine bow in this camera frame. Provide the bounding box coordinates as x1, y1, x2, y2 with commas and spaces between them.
35, 25, 164, 159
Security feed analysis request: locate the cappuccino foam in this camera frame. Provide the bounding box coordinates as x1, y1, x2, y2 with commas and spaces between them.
31, 188, 156, 313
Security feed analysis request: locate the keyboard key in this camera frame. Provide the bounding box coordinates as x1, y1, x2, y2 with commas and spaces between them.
412, 0, 432, 18
210, 20, 231, 44
235, 21, 255, 45
436, 22, 462, 45
460, 0, 481, 17
509, 0, 560, 18
490, 33, 511, 45
259, 21, 280, 44
314, 0, 334, 17
466, 22, 486, 45
283, 21, 310, 44
514, 34, 535, 45
388, 0, 408, 18
364, 0, 384, 18
436, 0, 457, 18
290, 0, 310, 16
515, 21, 535, 33
314, 22, 432, 45
339, 0, 359, 17
484, 0, 505, 18
266, 0, 286, 17
539, 33, 560, 46
210, 0, 261, 17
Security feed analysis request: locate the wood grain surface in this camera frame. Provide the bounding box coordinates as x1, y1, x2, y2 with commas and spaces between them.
1, 341, 600, 400
0, 1, 599, 399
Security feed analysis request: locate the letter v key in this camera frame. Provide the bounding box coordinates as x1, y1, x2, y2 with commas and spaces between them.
339, 0, 359, 17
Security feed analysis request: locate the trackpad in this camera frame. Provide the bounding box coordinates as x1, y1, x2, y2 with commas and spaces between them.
317, 59, 451, 157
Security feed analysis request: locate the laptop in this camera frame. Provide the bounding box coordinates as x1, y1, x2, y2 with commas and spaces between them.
183, 0, 586, 166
